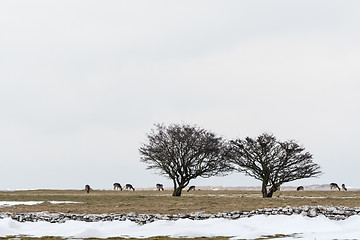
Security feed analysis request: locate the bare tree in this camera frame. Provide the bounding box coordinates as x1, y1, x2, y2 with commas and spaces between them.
139, 123, 231, 196
228, 133, 321, 198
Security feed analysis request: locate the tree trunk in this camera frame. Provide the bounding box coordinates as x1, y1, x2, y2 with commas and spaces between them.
265, 185, 278, 198
261, 182, 268, 198
172, 179, 189, 197
266, 191, 274, 198
172, 186, 183, 196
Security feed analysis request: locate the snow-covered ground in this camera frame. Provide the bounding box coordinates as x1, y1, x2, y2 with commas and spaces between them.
1, 214, 360, 239
0, 201, 81, 207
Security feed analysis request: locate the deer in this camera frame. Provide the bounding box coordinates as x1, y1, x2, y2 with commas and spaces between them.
113, 183, 123, 191
330, 183, 341, 191
85, 184, 91, 193
156, 183, 164, 191
124, 184, 135, 191
297, 186, 304, 191
342, 184, 347, 191
187, 186, 195, 192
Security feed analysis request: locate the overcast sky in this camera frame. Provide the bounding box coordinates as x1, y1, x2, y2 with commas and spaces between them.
1, 1, 359, 190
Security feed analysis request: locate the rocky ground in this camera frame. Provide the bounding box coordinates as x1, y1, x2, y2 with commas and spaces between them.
2, 205, 360, 225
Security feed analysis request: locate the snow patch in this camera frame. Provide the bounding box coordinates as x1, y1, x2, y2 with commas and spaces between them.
0, 201, 81, 208
1, 215, 360, 239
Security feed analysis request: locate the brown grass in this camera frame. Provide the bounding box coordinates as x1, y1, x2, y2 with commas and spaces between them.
1, 189, 360, 215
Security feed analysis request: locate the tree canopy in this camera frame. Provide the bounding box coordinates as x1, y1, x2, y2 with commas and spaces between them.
139, 123, 231, 196
228, 133, 321, 198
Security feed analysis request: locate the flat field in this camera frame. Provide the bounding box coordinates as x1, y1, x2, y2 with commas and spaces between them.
1, 189, 360, 215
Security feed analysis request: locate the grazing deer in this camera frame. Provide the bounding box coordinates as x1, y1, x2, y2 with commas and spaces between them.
113, 183, 122, 191
124, 184, 135, 191
297, 186, 304, 191
156, 183, 164, 191
187, 186, 195, 192
342, 184, 347, 191
85, 184, 91, 193
330, 183, 341, 191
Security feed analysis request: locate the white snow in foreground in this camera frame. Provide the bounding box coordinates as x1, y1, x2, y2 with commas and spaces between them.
1, 215, 360, 239
0, 201, 81, 207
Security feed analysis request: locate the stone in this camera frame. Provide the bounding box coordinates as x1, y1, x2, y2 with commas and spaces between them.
2, 205, 359, 224
307, 208, 318, 217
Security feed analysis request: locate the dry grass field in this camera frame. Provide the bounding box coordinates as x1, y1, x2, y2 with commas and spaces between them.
1, 190, 360, 240
1, 189, 360, 215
